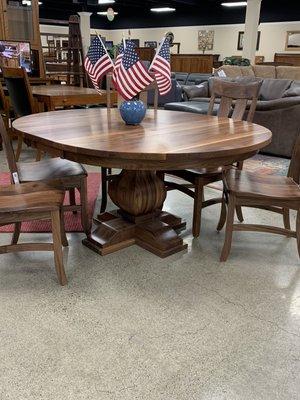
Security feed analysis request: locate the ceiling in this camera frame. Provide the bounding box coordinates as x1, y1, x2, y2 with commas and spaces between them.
38, 0, 300, 29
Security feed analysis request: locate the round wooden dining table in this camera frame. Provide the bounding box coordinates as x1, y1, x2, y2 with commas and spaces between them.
13, 108, 272, 258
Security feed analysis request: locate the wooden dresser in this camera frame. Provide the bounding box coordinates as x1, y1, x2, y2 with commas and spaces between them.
170, 54, 220, 73
274, 53, 300, 66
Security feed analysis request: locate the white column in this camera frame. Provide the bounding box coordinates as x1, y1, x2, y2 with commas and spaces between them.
242, 0, 262, 64
78, 11, 92, 56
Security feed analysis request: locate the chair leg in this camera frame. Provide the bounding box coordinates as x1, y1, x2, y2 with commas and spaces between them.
15, 135, 23, 161
296, 210, 300, 258
35, 149, 43, 161
69, 188, 77, 214
283, 208, 291, 230
60, 209, 68, 247
11, 222, 21, 245
217, 195, 227, 232
192, 181, 204, 238
79, 177, 91, 236
100, 167, 108, 213
236, 206, 244, 222
220, 194, 236, 262
51, 210, 67, 286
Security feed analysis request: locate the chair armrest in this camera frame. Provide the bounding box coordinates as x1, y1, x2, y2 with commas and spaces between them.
256, 97, 300, 111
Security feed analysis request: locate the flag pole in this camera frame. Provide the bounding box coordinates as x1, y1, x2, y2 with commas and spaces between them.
149, 36, 166, 71
95, 30, 112, 60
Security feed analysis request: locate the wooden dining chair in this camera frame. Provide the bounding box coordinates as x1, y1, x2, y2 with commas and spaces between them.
219, 134, 300, 262
0, 81, 9, 151
0, 181, 67, 285
2, 67, 39, 160
163, 78, 262, 237
0, 116, 91, 237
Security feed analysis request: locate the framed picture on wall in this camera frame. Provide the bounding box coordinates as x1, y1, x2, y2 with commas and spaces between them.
105, 41, 114, 49
131, 39, 140, 48
237, 31, 261, 51
285, 31, 300, 51
198, 30, 214, 53
144, 41, 157, 48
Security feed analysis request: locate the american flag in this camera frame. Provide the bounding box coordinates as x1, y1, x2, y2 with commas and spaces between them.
150, 37, 171, 95
113, 40, 154, 100
112, 41, 125, 89
84, 36, 113, 92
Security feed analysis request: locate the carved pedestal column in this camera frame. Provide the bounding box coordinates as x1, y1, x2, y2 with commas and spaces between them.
82, 170, 187, 258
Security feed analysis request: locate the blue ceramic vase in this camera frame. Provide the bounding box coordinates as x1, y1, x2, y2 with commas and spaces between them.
119, 100, 146, 125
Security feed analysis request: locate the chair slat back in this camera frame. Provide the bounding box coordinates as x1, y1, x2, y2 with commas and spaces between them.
0, 116, 18, 175
208, 78, 262, 122
288, 135, 300, 184
2, 67, 36, 117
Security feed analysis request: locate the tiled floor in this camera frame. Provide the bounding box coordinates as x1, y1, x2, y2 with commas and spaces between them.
0, 147, 299, 400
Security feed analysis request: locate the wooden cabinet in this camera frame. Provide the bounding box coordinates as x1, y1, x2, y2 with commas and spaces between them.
274, 53, 300, 66
0, 0, 45, 78
136, 47, 156, 63
170, 54, 219, 73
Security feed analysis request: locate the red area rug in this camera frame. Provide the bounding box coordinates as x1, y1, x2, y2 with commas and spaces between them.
0, 172, 101, 233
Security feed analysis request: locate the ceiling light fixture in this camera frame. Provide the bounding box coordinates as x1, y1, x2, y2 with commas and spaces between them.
221, 2, 247, 6
98, 0, 115, 4
150, 7, 176, 12
97, 10, 118, 15
22, 0, 42, 4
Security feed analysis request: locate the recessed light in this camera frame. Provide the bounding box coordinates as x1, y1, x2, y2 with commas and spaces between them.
22, 0, 42, 4
221, 2, 247, 6
97, 10, 118, 15
150, 7, 176, 12
98, 0, 115, 4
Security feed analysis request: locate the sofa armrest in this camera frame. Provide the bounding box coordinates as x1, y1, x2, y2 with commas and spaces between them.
256, 97, 300, 111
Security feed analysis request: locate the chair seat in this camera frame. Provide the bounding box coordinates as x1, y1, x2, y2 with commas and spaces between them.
17, 157, 87, 183
0, 182, 64, 214
225, 170, 300, 200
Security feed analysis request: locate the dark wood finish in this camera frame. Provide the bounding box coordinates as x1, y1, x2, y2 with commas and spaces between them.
2, 67, 39, 160
12, 108, 272, 258
171, 54, 219, 73
136, 47, 156, 62
274, 53, 300, 67
0, 180, 67, 285
219, 135, 300, 261
0, 80, 9, 150
164, 79, 262, 237
12, 109, 271, 170
31, 85, 111, 111
0, 116, 90, 236
67, 15, 87, 87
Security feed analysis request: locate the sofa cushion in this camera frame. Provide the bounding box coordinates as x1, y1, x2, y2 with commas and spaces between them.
164, 101, 219, 115
253, 65, 276, 79
283, 81, 300, 97
276, 66, 300, 81
215, 66, 243, 78
173, 72, 189, 85
182, 82, 208, 100
185, 73, 212, 85
259, 78, 292, 100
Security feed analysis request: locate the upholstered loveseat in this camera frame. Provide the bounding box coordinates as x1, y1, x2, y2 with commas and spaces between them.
164, 76, 300, 158
215, 65, 300, 81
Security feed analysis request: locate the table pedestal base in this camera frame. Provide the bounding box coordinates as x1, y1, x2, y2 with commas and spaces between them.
82, 210, 187, 258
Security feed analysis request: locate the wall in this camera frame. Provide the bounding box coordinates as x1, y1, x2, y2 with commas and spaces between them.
106, 21, 300, 62
40, 21, 300, 62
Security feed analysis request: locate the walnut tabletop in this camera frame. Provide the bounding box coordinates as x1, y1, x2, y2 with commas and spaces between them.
13, 108, 272, 170
31, 85, 110, 110
13, 108, 272, 258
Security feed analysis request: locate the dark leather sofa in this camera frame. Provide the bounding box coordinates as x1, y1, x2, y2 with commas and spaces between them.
164, 77, 300, 157
148, 72, 212, 106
